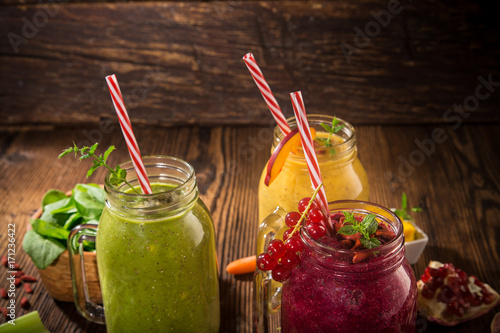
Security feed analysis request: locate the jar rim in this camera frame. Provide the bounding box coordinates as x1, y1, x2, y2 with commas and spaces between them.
300, 200, 404, 258
104, 155, 195, 197
273, 115, 356, 161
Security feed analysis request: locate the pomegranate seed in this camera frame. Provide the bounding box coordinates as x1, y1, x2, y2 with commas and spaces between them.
438, 286, 457, 304
1, 307, 8, 318
427, 278, 440, 291
0, 288, 7, 299
285, 212, 302, 228
483, 290, 496, 305
285, 237, 304, 255
271, 264, 292, 282
472, 276, 484, 288
257, 253, 277, 271
281, 252, 300, 269
436, 266, 449, 278
308, 208, 324, 223
421, 285, 435, 299
456, 269, 467, 280
14, 278, 21, 287
298, 197, 318, 213
307, 223, 326, 240
1, 256, 7, 267
470, 295, 483, 307
267, 239, 287, 259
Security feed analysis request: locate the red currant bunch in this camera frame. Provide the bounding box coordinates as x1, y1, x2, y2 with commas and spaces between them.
257, 196, 327, 282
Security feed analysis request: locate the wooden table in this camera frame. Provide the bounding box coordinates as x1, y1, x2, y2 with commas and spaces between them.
0, 123, 499, 332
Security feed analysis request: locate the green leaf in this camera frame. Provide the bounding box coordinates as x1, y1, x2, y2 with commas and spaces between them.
74, 184, 105, 219
360, 237, 381, 249
338, 225, 357, 236
320, 123, 333, 133
41, 189, 68, 207
41, 198, 73, 226
58, 147, 75, 159
110, 166, 127, 186
87, 161, 101, 178
363, 214, 378, 235
50, 196, 77, 215
103, 145, 115, 162
63, 212, 83, 231
22, 230, 66, 269
411, 207, 422, 212
401, 193, 408, 211
333, 124, 345, 133
89, 142, 98, 155
30, 219, 70, 240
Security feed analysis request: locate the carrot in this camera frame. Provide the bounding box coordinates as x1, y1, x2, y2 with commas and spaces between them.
226, 255, 256, 275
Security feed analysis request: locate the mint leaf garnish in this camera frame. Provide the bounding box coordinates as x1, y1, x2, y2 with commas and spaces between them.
59, 142, 139, 194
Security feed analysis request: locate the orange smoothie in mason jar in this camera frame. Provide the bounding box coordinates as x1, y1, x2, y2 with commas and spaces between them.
258, 115, 369, 223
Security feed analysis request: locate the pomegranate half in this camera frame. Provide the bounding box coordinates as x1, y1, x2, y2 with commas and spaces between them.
417, 261, 500, 326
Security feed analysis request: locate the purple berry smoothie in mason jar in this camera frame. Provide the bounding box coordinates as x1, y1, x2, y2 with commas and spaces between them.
281, 200, 417, 333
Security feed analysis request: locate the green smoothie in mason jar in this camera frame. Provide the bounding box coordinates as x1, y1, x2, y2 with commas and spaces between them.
70, 156, 220, 333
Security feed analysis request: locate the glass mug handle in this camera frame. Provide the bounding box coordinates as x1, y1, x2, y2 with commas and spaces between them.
253, 207, 286, 333
68, 224, 105, 325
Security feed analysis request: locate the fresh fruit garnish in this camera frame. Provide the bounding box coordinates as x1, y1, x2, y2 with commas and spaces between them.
417, 260, 500, 326
332, 211, 396, 263
264, 127, 316, 186
317, 117, 345, 148
257, 184, 325, 282
402, 221, 416, 242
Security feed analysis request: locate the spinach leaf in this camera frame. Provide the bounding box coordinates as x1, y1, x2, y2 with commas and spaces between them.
22, 230, 66, 270
31, 219, 70, 240
74, 184, 105, 220
63, 212, 83, 231
41, 190, 68, 207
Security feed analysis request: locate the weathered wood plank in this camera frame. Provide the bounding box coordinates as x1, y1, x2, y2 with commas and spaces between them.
0, 1, 499, 127
0, 124, 499, 331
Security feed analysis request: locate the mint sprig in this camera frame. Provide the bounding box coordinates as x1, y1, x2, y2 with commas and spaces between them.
59, 142, 139, 194
319, 117, 345, 148
393, 193, 422, 221
338, 211, 380, 249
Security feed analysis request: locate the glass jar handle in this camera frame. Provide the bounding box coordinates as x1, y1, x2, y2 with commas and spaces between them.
68, 224, 105, 324
253, 207, 286, 333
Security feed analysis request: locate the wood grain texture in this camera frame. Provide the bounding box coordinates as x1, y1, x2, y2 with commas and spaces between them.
1, 1, 499, 128
0, 123, 499, 332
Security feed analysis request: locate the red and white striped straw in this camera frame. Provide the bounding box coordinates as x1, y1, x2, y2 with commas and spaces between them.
243, 53, 291, 136
290, 91, 331, 227
105, 74, 153, 194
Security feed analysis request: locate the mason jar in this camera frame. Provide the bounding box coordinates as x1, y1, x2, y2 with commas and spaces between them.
281, 200, 417, 333
69, 156, 220, 332
258, 115, 369, 224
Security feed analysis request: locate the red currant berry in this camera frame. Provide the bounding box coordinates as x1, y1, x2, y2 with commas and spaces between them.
285, 237, 304, 254
267, 239, 287, 259
285, 211, 302, 228
283, 228, 295, 241
256, 253, 277, 271
281, 252, 301, 269
298, 197, 318, 213
308, 208, 324, 223
272, 264, 292, 282
307, 223, 326, 240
